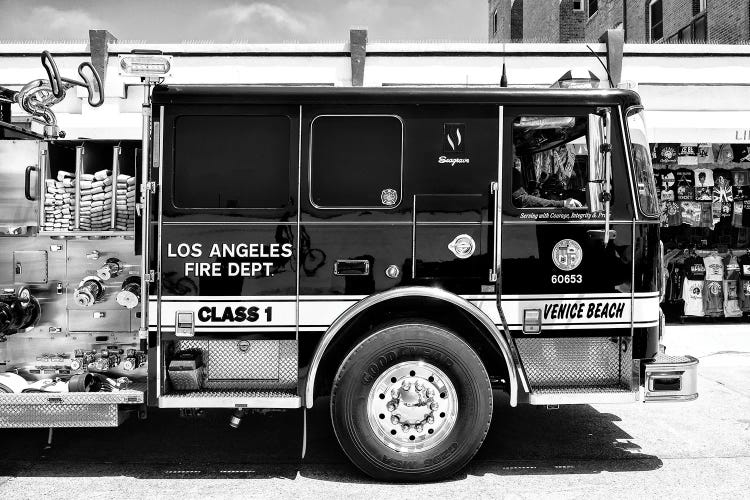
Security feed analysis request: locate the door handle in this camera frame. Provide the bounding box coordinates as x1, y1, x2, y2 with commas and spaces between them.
587, 229, 617, 241
25, 165, 38, 201
334, 259, 370, 276
489, 181, 499, 282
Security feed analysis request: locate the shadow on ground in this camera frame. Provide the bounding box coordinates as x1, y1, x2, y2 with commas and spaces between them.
0, 392, 661, 483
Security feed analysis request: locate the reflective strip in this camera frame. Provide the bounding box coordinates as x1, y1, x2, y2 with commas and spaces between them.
149, 293, 660, 331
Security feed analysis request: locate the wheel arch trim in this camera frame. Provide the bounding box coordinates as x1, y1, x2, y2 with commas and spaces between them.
304, 286, 518, 408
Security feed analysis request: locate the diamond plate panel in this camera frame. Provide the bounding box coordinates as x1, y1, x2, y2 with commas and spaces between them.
0, 404, 118, 428
0, 388, 144, 405
174, 340, 297, 390
160, 389, 297, 399
516, 337, 632, 389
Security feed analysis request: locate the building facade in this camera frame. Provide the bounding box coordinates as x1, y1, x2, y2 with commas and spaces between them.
489, 0, 750, 44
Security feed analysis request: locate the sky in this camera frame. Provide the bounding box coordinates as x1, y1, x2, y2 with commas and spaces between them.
0, 0, 489, 43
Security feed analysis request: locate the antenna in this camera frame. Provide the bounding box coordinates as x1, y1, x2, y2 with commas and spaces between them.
586, 44, 614, 88
500, 43, 508, 88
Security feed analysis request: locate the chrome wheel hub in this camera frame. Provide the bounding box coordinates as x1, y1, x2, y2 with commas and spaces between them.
367, 361, 458, 452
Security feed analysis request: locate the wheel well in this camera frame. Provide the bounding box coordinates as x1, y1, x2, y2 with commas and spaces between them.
312, 295, 511, 401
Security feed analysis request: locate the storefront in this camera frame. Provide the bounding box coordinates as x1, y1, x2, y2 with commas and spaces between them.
648, 113, 750, 322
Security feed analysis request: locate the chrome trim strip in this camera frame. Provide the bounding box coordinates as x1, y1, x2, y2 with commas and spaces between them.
307, 114, 404, 210
161, 220, 493, 226
304, 286, 519, 408
156, 101, 164, 399
158, 396, 301, 409
296, 104, 302, 344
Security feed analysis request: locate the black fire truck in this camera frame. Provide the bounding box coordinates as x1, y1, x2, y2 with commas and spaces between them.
0, 52, 698, 481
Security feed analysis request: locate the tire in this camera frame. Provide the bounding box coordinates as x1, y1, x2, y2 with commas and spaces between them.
330, 322, 493, 481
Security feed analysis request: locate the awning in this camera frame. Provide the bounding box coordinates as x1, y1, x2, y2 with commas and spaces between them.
645, 110, 750, 144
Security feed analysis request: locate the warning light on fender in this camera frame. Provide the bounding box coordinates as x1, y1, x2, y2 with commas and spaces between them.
523, 309, 542, 335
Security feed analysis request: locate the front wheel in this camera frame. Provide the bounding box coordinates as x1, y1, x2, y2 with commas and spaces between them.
330, 322, 493, 481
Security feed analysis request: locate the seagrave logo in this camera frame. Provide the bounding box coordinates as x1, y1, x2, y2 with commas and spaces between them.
439, 123, 470, 166
443, 123, 466, 153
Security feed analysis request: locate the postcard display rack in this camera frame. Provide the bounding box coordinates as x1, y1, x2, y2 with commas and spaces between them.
40, 141, 140, 236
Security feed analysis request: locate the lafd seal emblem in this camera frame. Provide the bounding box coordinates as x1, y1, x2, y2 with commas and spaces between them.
552, 239, 583, 271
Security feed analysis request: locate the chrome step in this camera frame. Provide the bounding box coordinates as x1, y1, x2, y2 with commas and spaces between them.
644, 354, 698, 402
528, 384, 638, 405
159, 389, 300, 409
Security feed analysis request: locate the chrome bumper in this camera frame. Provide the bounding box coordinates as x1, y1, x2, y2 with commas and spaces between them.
643, 354, 699, 402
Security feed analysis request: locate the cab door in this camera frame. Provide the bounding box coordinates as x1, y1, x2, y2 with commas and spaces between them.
498, 105, 639, 402
154, 104, 300, 404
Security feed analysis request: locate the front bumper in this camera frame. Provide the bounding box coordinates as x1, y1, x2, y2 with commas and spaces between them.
643, 354, 699, 402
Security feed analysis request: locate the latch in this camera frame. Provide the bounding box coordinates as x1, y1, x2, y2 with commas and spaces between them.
144, 270, 156, 283
175, 311, 195, 337
145, 181, 157, 194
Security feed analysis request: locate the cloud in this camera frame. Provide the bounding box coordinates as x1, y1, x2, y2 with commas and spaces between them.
3, 4, 106, 40
209, 2, 307, 35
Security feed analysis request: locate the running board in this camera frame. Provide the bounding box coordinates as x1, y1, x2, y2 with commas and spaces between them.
528, 385, 639, 405
159, 389, 300, 409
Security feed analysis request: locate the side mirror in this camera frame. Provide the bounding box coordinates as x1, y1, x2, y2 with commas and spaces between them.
587, 108, 613, 244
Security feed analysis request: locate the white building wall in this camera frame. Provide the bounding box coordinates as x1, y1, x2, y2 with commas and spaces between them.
1, 42, 750, 141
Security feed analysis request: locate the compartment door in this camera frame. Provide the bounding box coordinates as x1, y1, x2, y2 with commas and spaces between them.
154, 104, 300, 397
0, 140, 41, 232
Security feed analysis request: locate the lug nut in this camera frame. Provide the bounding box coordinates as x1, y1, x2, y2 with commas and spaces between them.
387, 401, 398, 412
430, 402, 439, 411
391, 415, 400, 425
415, 381, 423, 391
425, 388, 434, 398
426, 415, 435, 424
391, 388, 399, 399
401, 380, 411, 391
401, 423, 410, 432
415, 424, 423, 432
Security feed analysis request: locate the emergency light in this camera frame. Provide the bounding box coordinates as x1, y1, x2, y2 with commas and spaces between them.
552, 68, 601, 89
119, 53, 172, 77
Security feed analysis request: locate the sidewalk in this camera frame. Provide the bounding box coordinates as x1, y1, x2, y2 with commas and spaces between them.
663, 323, 750, 358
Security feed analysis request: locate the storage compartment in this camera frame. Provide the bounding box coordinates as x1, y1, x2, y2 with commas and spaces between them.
167, 339, 297, 392
40, 141, 139, 235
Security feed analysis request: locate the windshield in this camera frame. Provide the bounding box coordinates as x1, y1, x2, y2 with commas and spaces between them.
626, 108, 659, 217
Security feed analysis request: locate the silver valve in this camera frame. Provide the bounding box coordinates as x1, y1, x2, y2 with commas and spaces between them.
116, 276, 141, 310
73, 276, 105, 307
96, 258, 122, 281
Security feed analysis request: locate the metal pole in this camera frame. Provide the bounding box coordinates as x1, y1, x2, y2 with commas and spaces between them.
139, 81, 152, 352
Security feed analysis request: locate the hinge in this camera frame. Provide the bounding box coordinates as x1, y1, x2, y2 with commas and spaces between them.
145, 181, 157, 194
144, 270, 156, 283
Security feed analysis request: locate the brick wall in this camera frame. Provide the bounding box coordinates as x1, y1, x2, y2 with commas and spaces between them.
523, 0, 559, 42
662, 0, 696, 39
707, 0, 750, 43
489, 0, 517, 41
626, 0, 648, 42
584, 0, 624, 42
560, 0, 587, 41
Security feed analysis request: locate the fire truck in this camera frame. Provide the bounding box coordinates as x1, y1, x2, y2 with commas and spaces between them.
0, 51, 698, 481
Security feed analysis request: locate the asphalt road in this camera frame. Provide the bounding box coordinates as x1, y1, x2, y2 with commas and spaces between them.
1, 325, 749, 499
